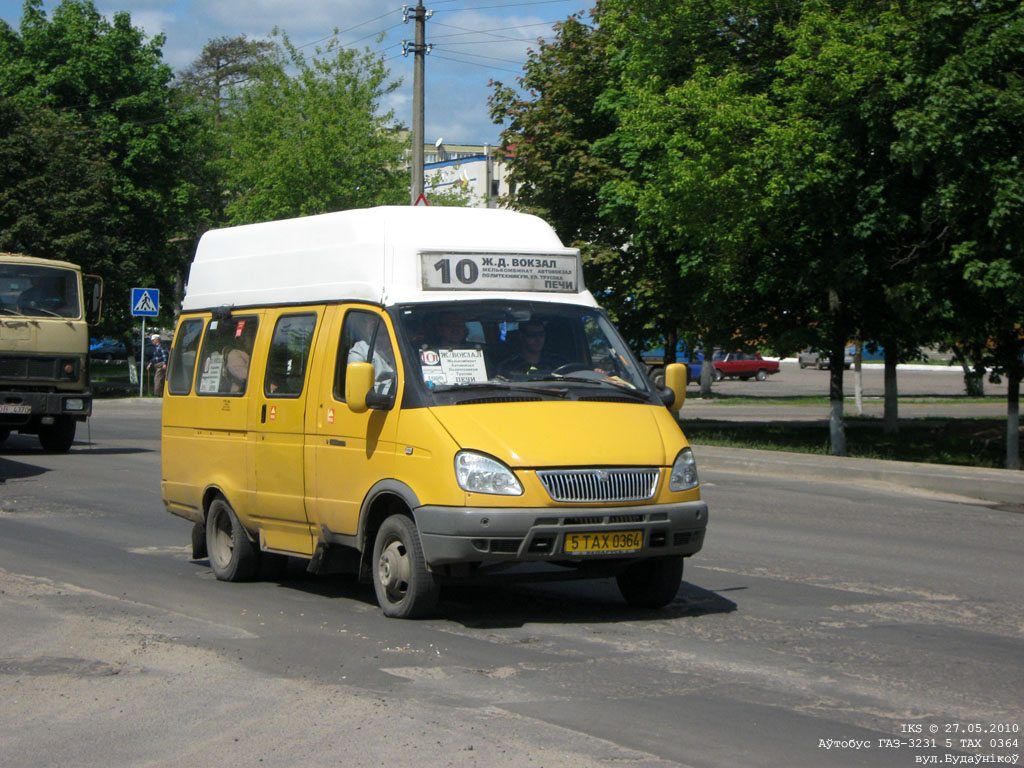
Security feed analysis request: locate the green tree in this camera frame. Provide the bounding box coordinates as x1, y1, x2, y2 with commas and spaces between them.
0, 0, 196, 332
177, 35, 273, 130
891, 0, 1024, 468
220, 31, 407, 224
170, 35, 276, 308
0, 97, 116, 263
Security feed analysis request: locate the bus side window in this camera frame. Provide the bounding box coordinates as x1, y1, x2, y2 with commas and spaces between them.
196, 316, 259, 395
335, 311, 396, 400
264, 314, 317, 397
167, 318, 205, 395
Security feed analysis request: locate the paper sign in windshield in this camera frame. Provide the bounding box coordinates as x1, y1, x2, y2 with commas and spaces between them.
420, 348, 488, 386
421, 252, 578, 293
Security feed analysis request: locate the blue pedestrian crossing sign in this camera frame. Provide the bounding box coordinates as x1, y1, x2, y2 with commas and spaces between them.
131, 288, 160, 317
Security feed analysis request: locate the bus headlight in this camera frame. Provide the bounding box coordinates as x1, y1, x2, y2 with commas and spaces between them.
455, 451, 523, 496
669, 448, 699, 491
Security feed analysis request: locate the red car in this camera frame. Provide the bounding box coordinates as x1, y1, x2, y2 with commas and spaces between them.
711, 349, 780, 381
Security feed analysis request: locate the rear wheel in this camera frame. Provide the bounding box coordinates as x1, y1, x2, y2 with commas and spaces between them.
205, 497, 259, 581
756, 369, 768, 381
616, 557, 684, 609
38, 416, 76, 453
712, 368, 724, 382
372, 514, 439, 619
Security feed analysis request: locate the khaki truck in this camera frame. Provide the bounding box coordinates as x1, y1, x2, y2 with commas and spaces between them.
0, 254, 101, 452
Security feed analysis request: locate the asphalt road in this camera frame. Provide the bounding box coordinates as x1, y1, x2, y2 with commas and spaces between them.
0, 398, 1021, 768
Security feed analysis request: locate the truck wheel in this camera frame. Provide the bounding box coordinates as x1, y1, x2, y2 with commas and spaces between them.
616, 556, 684, 609
0, 429, 9, 443
372, 514, 439, 619
756, 369, 768, 381
38, 417, 76, 453
205, 497, 258, 581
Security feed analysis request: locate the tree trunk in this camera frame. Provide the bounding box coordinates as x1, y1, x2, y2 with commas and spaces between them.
1008, 369, 1021, 471
829, 346, 846, 456
883, 343, 899, 435
827, 289, 846, 456
700, 341, 713, 397
853, 342, 863, 416
664, 328, 678, 365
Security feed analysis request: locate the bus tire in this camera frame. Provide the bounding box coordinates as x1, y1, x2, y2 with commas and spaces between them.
616, 556, 684, 609
372, 514, 439, 619
205, 497, 258, 582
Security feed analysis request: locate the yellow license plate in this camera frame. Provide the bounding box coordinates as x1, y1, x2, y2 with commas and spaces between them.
564, 530, 643, 555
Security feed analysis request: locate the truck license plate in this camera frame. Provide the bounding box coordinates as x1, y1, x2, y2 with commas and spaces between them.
0, 404, 31, 415
564, 530, 643, 555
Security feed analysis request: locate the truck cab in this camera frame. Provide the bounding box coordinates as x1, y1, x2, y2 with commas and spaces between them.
0, 254, 99, 451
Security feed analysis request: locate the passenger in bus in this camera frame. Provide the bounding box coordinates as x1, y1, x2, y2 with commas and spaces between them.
430, 311, 468, 348
224, 348, 250, 393
497, 320, 564, 377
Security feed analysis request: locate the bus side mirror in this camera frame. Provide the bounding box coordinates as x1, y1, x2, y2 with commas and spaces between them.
84, 274, 103, 325
345, 362, 374, 413
345, 361, 395, 413
663, 363, 686, 412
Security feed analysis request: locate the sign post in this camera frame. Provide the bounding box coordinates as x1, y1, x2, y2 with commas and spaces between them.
131, 288, 160, 397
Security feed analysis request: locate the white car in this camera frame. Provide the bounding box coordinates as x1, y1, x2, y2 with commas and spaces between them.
797, 347, 854, 370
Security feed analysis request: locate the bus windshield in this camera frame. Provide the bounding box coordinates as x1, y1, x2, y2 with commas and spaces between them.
0, 264, 81, 318
393, 300, 652, 400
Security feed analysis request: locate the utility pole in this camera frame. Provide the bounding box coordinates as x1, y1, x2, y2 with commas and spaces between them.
403, 3, 432, 204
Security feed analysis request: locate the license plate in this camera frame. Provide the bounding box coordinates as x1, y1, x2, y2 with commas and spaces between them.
564, 530, 643, 555
0, 404, 31, 415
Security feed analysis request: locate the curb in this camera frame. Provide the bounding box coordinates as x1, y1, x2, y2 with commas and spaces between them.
693, 444, 1024, 506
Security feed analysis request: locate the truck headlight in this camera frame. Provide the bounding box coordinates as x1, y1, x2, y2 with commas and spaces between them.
455, 451, 523, 496
669, 447, 699, 491
63, 398, 85, 411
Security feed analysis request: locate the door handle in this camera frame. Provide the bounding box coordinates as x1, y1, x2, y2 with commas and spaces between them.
328, 438, 346, 447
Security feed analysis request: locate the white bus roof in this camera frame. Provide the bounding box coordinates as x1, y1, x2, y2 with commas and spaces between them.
182, 206, 597, 311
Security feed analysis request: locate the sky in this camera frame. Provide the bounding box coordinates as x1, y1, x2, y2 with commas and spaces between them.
0, 0, 594, 144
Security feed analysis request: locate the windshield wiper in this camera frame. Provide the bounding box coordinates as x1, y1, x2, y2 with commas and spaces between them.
533, 373, 651, 401
432, 381, 569, 398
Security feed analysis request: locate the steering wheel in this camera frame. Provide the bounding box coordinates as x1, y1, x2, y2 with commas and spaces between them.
552, 363, 591, 376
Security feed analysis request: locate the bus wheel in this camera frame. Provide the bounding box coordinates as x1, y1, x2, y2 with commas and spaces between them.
39, 417, 76, 453
372, 514, 439, 619
616, 556, 684, 609
205, 498, 258, 582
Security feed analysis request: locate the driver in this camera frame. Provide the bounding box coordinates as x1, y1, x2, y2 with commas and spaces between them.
497, 320, 564, 377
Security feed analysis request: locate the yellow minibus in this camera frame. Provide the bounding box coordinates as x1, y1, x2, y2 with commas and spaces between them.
161, 206, 706, 618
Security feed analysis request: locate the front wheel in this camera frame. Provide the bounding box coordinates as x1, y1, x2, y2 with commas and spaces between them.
205, 497, 259, 581
372, 514, 439, 619
755, 369, 768, 381
616, 557, 684, 609
38, 416, 76, 453
712, 368, 724, 382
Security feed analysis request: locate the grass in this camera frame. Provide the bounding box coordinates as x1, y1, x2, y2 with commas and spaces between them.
90, 358, 157, 396
681, 417, 1021, 469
